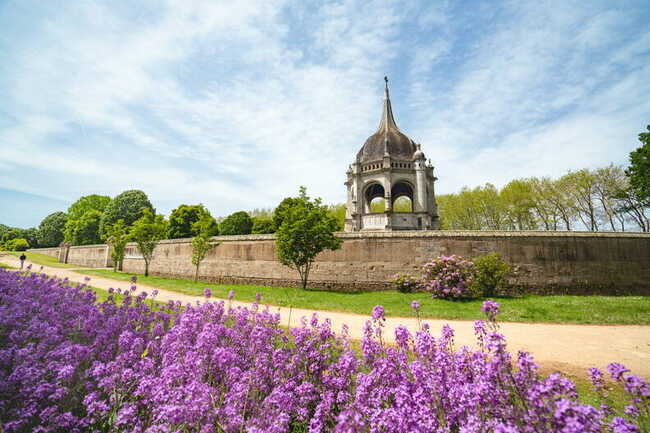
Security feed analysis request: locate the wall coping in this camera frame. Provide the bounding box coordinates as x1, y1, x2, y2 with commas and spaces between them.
30, 230, 650, 252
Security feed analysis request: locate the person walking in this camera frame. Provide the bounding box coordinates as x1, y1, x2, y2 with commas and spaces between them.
19, 253, 26, 270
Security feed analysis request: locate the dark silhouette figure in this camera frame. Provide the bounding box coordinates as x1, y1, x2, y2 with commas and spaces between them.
19, 253, 26, 270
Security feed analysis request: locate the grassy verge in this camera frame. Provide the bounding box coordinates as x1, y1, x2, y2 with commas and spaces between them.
76, 269, 650, 325
4, 251, 79, 268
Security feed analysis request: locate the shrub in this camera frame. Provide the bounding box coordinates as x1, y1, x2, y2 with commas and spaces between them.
251, 216, 275, 234
393, 273, 419, 293
473, 252, 512, 297
5, 238, 29, 251
421, 254, 478, 299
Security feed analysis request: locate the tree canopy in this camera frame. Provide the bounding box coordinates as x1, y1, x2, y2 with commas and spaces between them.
37, 212, 68, 247
64, 194, 111, 244
167, 204, 218, 239
626, 125, 650, 206
99, 190, 154, 239
220, 211, 253, 235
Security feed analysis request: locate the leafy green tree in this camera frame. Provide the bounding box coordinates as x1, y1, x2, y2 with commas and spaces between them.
168, 204, 218, 239
37, 212, 68, 247
472, 253, 512, 297
275, 187, 342, 289
70, 209, 103, 245
562, 169, 600, 231
220, 211, 253, 235
5, 238, 29, 251
251, 217, 275, 234
100, 190, 154, 239
106, 220, 129, 271
130, 209, 167, 277
21, 228, 39, 249
327, 204, 347, 230
64, 194, 111, 243
500, 179, 537, 230
191, 215, 219, 282
626, 125, 650, 206
273, 197, 304, 231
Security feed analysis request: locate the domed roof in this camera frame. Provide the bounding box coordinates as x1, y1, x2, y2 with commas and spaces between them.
356, 77, 417, 163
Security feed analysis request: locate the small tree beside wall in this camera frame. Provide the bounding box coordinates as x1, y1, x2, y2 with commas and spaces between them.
105, 219, 129, 271
191, 215, 219, 282
275, 187, 341, 289
130, 209, 167, 277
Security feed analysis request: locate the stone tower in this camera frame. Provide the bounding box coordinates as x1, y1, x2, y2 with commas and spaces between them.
344, 78, 439, 231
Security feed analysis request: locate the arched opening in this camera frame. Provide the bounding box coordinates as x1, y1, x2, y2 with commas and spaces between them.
393, 196, 412, 212
370, 197, 386, 213
365, 183, 385, 214
392, 182, 414, 213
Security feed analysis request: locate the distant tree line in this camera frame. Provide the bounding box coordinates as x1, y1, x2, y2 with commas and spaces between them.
438, 165, 648, 232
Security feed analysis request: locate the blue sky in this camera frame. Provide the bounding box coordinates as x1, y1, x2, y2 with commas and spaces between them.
1, 0, 649, 228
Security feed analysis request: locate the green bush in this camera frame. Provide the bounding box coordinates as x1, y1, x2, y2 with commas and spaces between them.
251, 217, 275, 234
393, 273, 419, 293
220, 211, 253, 235
473, 253, 512, 297
5, 238, 29, 251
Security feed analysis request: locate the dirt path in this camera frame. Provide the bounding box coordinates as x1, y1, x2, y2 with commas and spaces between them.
3, 255, 649, 379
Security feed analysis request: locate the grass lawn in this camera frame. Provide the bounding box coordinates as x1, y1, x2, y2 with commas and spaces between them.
76, 269, 650, 325
4, 251, 79, 268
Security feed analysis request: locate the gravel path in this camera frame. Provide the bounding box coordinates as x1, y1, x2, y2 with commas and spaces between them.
3, 254, 649, 379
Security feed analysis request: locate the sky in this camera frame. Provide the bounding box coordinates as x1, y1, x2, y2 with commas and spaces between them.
1, 0, 649, 228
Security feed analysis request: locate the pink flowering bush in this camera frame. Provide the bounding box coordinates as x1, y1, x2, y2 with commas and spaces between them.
421, 254, 479, 299
1, 268, 648, 433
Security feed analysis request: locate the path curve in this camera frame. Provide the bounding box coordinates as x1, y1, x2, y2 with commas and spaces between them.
3, 255, 649, 379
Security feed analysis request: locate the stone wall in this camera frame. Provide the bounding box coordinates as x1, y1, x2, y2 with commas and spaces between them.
66, 244, 112, 268
110, 231, 650, 295
26, 247, 60, 259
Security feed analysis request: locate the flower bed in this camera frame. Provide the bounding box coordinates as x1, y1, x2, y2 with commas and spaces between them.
0, 269, 647, 432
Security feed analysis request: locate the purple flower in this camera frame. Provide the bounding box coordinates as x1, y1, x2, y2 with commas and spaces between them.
227, 289, 235, 300
203, 288, 212, 299
411, 300, 420, 311
371, 305, 385, 322
608, 363, 630, 381
130, 275, 137, 283
481, 300, 500, 320
255, 292, 262, 303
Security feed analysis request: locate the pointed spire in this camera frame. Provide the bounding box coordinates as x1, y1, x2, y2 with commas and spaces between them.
378, 76, 399, 133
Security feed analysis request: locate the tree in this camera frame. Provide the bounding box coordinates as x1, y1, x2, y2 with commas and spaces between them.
327, 204, 347, 231
106, 220, 129, 271
563, 169, 600, 231
626, 125, 650, 206
251, 217, 275, 234
273, 197, 304, 231
69, 209, 103, 245
168, 204, 218, 239
130, 209, 167, 277
220, 211, 253, 235
500, 179, 538, 230
37, 212, 67, 247
191, 215, 219, 282
64, 194, 111, 244
275, 187, 342, 289
99, 190, 154, 239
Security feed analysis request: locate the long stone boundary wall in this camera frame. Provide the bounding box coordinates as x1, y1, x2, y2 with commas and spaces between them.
29, 231, 650, 295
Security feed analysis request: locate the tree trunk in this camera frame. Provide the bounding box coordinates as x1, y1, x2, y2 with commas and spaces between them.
118, 259, 123, 271
144, 259, 149, 277
194, 264, 200, 282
